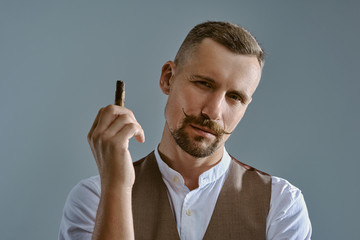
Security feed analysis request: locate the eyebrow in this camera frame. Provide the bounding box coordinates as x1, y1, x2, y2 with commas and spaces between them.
191, 74, 251, 104
191, 74, 216, 83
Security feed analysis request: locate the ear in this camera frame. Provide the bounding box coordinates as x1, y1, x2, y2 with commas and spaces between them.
160, 61, 176, 95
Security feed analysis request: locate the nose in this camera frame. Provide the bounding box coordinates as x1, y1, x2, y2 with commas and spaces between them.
201, 92, 225, 121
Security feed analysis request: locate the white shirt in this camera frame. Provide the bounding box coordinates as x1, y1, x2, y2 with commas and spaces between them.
59, 148, 312, 240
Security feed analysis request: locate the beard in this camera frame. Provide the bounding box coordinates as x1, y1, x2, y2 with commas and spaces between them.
169, 110, 231, 158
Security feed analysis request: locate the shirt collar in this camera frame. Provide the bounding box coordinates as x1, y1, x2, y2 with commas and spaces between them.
154, 146, 231, 189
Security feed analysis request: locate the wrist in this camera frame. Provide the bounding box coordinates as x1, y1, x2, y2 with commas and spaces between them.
100, 179, 134, 195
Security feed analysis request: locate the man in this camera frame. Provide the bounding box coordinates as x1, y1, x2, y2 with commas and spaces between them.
59, 21, 312, 239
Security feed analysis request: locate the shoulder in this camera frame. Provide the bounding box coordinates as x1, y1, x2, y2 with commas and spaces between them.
230, 154, 270, 176
59, 176, 101, 239
62, 176, 101, 209
72, 175, 101, 196
133, 155, 148, 167
271, 176, 303, 203
66, 175, 101, 206
62, 175, 101, 214
229, 156, 271, 187
267, 176, 312, 239
270, 176, 309, 215
133, 151, 156, 171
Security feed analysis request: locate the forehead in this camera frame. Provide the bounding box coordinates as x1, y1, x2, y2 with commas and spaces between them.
180, 38, 262, 94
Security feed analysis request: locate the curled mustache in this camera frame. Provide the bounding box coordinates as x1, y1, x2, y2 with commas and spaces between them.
182, 108, 232, 136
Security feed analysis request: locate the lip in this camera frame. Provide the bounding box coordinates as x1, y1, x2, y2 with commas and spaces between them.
190, 124, 217, 137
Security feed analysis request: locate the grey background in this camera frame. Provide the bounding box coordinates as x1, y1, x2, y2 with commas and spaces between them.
1, 0, 359, 239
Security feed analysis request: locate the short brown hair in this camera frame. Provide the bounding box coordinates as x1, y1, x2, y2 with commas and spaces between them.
174, 21, 264, 69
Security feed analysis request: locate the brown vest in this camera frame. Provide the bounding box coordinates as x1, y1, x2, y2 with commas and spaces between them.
132, 152, 271, 240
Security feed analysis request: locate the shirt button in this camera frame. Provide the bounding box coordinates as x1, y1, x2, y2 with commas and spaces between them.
173, 176, 179, 183
186, 209, 192, 216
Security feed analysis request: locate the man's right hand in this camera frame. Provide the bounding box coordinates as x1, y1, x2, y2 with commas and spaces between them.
87, 104, 145, 190
88, 105, 144, 240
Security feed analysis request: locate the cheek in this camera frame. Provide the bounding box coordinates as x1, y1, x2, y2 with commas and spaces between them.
224, 108, 246, 131
172, 86, 201, 113
164, 94, 185, 128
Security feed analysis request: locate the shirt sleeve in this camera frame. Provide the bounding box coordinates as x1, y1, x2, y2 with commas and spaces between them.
58, 176, 101, 240
266, 176, 312, 240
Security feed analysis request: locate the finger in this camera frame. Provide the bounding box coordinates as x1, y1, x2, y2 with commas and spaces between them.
110, 118, 145, 143
104, 113, 138, 137
95, 105, 130, 133
112, 122, 145, 145
134, 131, 145, 143
88, 108, 104, 141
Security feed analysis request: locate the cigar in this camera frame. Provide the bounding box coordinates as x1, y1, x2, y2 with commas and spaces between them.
114, 80, 125, 106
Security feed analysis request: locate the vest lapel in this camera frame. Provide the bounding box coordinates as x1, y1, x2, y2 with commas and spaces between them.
203, 158, 271, 240
132, 152, 180, 240
133, 153, 271, 240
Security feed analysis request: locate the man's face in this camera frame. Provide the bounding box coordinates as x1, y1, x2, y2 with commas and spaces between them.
162, 38, 262, 158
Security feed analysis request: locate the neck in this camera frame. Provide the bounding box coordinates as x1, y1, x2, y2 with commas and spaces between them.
158, 125, 224, 190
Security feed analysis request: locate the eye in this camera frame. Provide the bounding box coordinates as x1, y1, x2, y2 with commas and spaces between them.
196, 81, 212, 89
227, 93, 244, 103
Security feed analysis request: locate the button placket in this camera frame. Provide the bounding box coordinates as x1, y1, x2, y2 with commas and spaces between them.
183, 192, 193, 217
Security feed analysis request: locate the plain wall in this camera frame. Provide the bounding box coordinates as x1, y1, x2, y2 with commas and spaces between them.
1, 0, 359, 239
